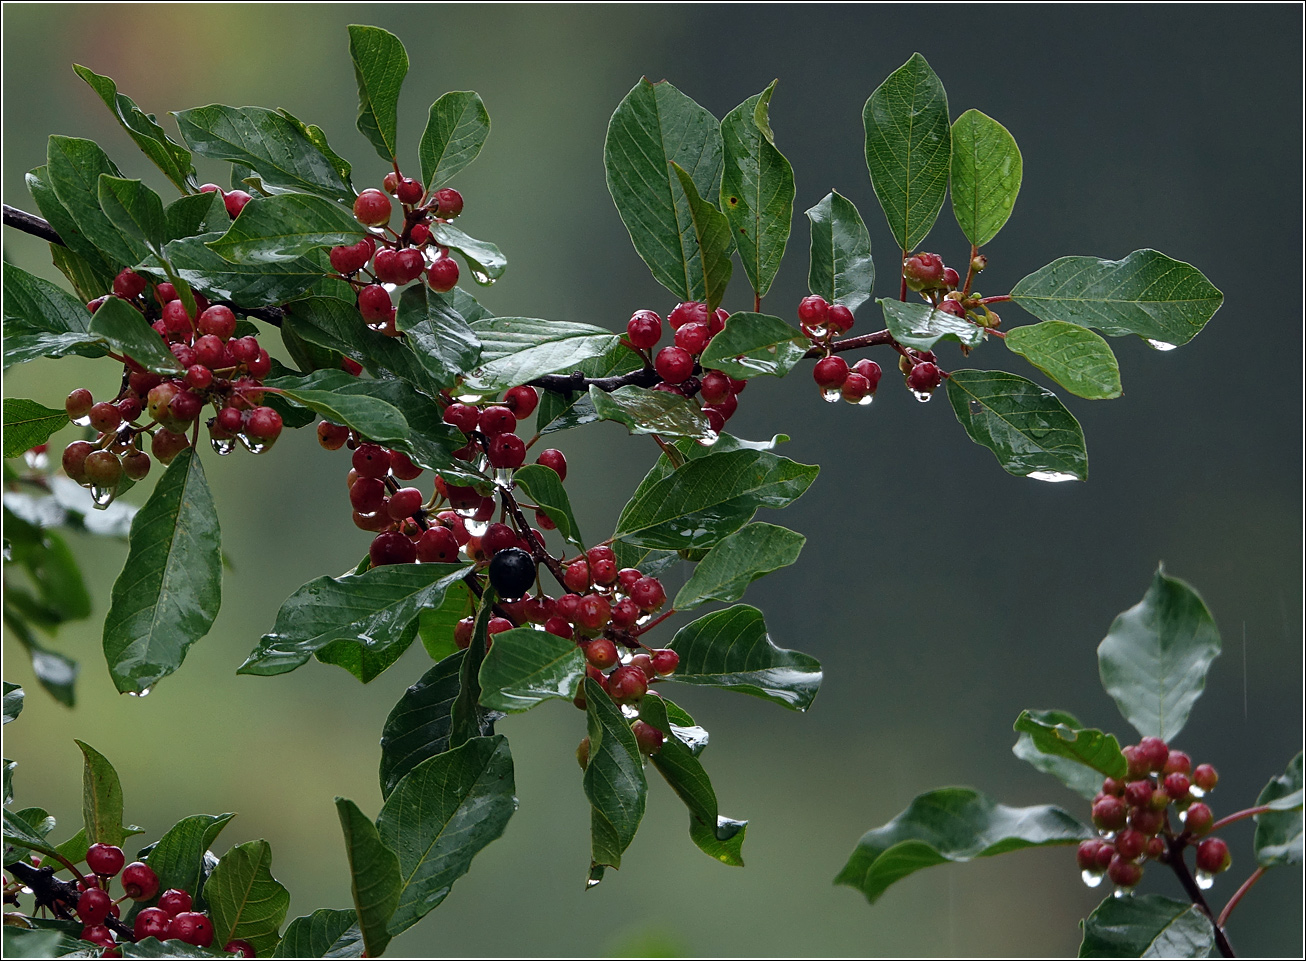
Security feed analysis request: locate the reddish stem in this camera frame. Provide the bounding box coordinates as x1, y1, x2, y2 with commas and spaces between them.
1211, 805, 1274, 833
633, 608, 675, 636
1217, 866, 1266, 928
961, 243, 980, 296
979, 295, 1012, 305
899, 249, 908, 301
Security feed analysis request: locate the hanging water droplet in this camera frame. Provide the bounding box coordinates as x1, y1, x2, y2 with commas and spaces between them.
854, 394, 874, 407
89, 485, 116, 509
805, 324, 829, 340
1189, 785, 1206, 799
1146, 339, 1178, 352
1113, 886, 1131, 899
1098, 830, 1118, 842
454, 504, 479, 519
1027, 470, 1079, 483
1195, 869, 1214, 890
20, 886, 33, 895
493, 467, 515, 488
237, 433, 268, 455
465, 518, 489, 537
73, 414, 92, 427
619, 704, 640, 719
912, 389, 933, 403
1178, 808, 1189, 824
211, 437, 237, 456
1081, 869, 1104, 888
129, 687, 152, 698
471, 269, 493, 285
968, 399, 983, 414
585, 875, 602, 889
821, 388, 842, 403
697, 429, 720, 447
454, 392, 484, 404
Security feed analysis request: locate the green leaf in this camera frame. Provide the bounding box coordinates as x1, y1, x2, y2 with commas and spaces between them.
1005, 321, 1122, 400
720, 82, 794, 298
47, 135, 144, 267
97, 175, 167, 253
674, 523, 805, 610
604, 78, 724, 303
394, 284, 481, 391
1013, 710, 1126, 784
670, 161, 733, 311
88, 291, 183, 374
1097, 566, 1221, 741
54, 827, 88, 864
429, 223, 507, 285
104, 448, 221, 694
207, 194, 364, 263
668, 605, 821, 711
2, 926, 77, 958
2, 259, 107, 369
14, 808, 54, 840
420, 91, 491, 191
75, 740, 128, 847
2, 607, 79, 706
862, 53, 952, 252
881, 299, 986, 351
124, 937, 230, 957
240, 563, 469, 679
348, 24, 408, 162
335, 798, 400, 959
698, 312, 809, 380
50, 243, 117, 305
512, 463, 584, 550
275, 109, 354, 190
1012, 709, 1117, 801
143, 813, 236, 910
206, 839, 291, 957
27, 163, 120, 287
1010, 250, 1223, 348
536, 343, 642, 435
945, 369, 1088, 481
73, 65, 195, 192
3, 400, 68, 459
477, 627, 586, 713
417, 582, 477, 663
805, 190, 875, 312
583, 679, 647, 870
835, 787, 1091, 905
377, 735, 515, 934
273, 908, 360, 958
449, 588, 496, 750
1078, 894, 1214, 958
164, 191, 228, 244
149, 234, 325, 306
589, 385, 712, 442
949, 109, 1022, 247
1254, 751, 1303, 867
3, 682, 23, 724
173, 105, 353, 202
614, 447, 818, 551
266, 375, 410, 445
3, 808, 61, 859
465, 317, 620, 393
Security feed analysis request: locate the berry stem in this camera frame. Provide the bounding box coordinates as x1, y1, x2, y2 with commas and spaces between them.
1217, 866, 1266, 929
1210, 805, 1274, 833
754, 292, 762, 312
497, 485, 567, 585
962, 243, 980, 296
978, 295, 1012, 305
1164, 835, 1237, 958
632, 608, 675, 636
803, 329, 896, 359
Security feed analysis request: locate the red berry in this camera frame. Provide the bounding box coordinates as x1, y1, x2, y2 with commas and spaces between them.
385, 450, 421, 481
76, 886, 112, 924
134, 906, 171, 940
556, 593, 582, 623
651, 649, 679, 675
1107, 854, 1143, 888
710, 308, 729, 336
1195, 837, 1231, 874
943, 266, 961, 288
358, 285, 393, 324
152, 429, 191, 465
84, 450, 123, 488
371, 530, 417, 566
382, 171, 401, 195
1124, 780, 1154, 808
169, 391, 203, 424
590, 557, 618, 586
906, 362, 942, 392
397, 178, 424, 204
224, 190, 253, 219
674, 322, 710, 355
427, 257, 459, 292
1129, 806, 1165, 836
1138, 736, 1170, 772
481, 523, 518, 557
155, 281, 180, 302
1184, 802, 1214, 836
563, 560, 591, 593
1193, 764, 1219, 792
609, 598, 640, 629
478, 406, 516, 437
626, 310, 662, 349
66, 388, 94, 420
330, 243, 366, 274
617, 568, 642, 593
632, 720, 665, 755
415, 526, 459, 563
668, 302, 709, 330
354, 188, 392, 226
117, 396, 143, 422
630, 576, 666, 612
168, 911, 214, 948
813, 356, 849, 390
443, 403, 480, 434
903, 252, 945, 291
224, 940, 256, 957
352, 444, 391, 478
586, 638, 619, 670
1077, 839, 1106, 871
536, 448, 567, 480
608, 665, 648, 703
196, 305, 236, 340
1092, 796, 1127, 832
89, 402, 122, 434
410, 222, 432, 245
1164, 751, 1192, 775
576, 594, 610, 632
1146, 836, 1166, 859
1163, 773, 1191, 802
852, 359, 882, 393
161, 299, 193, 335
435, 187, 464, 217
113, 268, 147, 299
373, 248, 404, 284
544, 616, 573, 639
840, 372, 872, 403
214, 407, 243, 435
504, 385, 539, 419
488, 432, 525, 468
655, 346, 694, 384
828, 303, 855, 332
245, 407, 281, 443
158, 889, 192, 917
628, 652, 654, 678
452, 617, 475, 649
380, 486, 420, 519
699, 371, 732, 405
798, 295, 829, 326
1122, 745, 1150, 779
184, 365, 213, 391
1115, 828, 1146, 860
121, 861, 159, 901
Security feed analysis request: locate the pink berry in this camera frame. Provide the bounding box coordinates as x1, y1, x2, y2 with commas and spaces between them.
585, 638, 619, 670
1164, 751, 1192, 775
1092, 796, 1127, 832
651, 649, 679, 675
1107, 854, 1142, 888
1138, 736, 1170, 772
1193, 764, 1219, 792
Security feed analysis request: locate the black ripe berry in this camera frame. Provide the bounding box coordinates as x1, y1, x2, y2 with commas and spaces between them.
489, 547, 536, 600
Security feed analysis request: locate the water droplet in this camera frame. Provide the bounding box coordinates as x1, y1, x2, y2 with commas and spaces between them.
1098, 830, 1118, 842
129, 687, 152, 698
236, 433, 268, 454
968, 399, 982, 414
697, 429, 720, 447
454, 504, 479, 519
1195, 869, 1214, 890
493, 467, 515, 488
471, 269, 494, 286
804, 324, 829, 340
620, 704, 640, 719
73, 415, 92, 427
454, 392, 484, 404
465, 518, 489, 537
23, 450, 49, 470
1027, 470, 1079, 483
89, 485, 117, 509
20, 886, 33, 895
211, 437, 237, 456
1146, 339, 1178, 352
1081, 869, 1104, 888
853, 394, 874, 407
1113, 886, 1131, 899
1189, 785, 1206, 799
586, 874, 602, 890
1178, 808, 1189, 823
821, 388, 842, 403
912, 390, 933, 403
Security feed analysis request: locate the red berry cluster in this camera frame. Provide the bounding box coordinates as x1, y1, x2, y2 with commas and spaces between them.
626, 302, 747, 434
1078, 736, 1228, 891
327, 173, 465, 336
903, 250, 1000, 330
61, 271, 280, 505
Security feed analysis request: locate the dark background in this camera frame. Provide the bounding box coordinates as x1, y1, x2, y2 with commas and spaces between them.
3, 4, 1301, 956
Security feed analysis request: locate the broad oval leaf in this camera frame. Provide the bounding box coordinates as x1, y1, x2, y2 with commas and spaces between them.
394, 285, 481, 393
698, 312, 809, 380
1010, 249, 1223, 348
334, 798, 400, 959
265, 377, 409, 445
588, 385, 711, 442
949, 108, 1022, 247
73, 65, 196, 192
2, 262, 107, 368
47, 135, 143, 267
2, 682, 23, 725
27, 163, 120, 288
275, 109, 354, 189
104, 449, 221, 694
674, 522, 805, 610
97, 175, 166, 253
164, 191, 228, 244
862, 53, 952, 252
1013, 710, 1126, 784
272, 909, 360, 959
1012, 709, 1118, 801
147, 235, 325, 306
583, 679, 647, 870
1254, 751, 1303, 867
207, 194, 364, 263
348, 24, 408, 162
477, 627, 586, 713
945, 369, 1088, 481
430, 223, 507, 286
536, 342, 641, 435
88, 295, 183, 374
205, 839, 291, 958
376, 735, 516, 935
141, 813, 236, 911
512, 463, 583, 550
1078, 893, 1214, 958
881, 299, 986, 351
670, 162, 734, 310
76, 740, 127, 847
1097, 566, 1221, 742
1005, 321, 1122, 400
418, 581, 478, 663
835, 787, 1090, 904
465, 317, 620, 393
806, 190, 875, 312
3, 400, 68, 458
420, 91, 491, 191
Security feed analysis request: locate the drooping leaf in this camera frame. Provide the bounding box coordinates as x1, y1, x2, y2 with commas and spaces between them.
835, 787, 1090, 904
73, 65, 195, 192
674, 523, 805, 610
97, 175, 167, 253
206, 193, 364, 263
429, 223, 507, 285
477, 627, 586, 713
670, 161, 733, 311
103, 449, 221, 694
334, 798, 400, 958
46, 135, 143, 267
805, 190, 875, 312
264, 373, 410, 445
272, 908, 360, 959
420, 91, 491, 191
205, 839, 291, 957
148, 234, 325, 306
945, 369, 1088, 481
2, 260, 108, 369
1097, 567, 1221, 742
512, 463, 583, 550
377, 735, 515, 934
697, 312, 809, 380
142, 813, 236, 910
668, 605, 821, 711
240, 564, 469, 679
862, 53, 951, 252
2, 681, 23, 724
275, 109, 354, 189
2, 609, 78, 706
1012, 709, 1117, 801
27, 163, 120, 287
3, 400, 68, 458
449, 588, 496, 750
1010, 250, 1223, 348
1078, 894, 1214, 958
348, 24, 408, 161
604, 78, 724, 303
949, 109, 1022, 247
1254, 751, 1303, 867
417, 581, 477, 663
88, 294, 183, 374
881, 299, 986, 351
394, 284, 481, 392
3, 807, 61, 860
588, 384, 712, 442
583, 679, 647, 870
164, 191, 228, 243
75, 740, 128, 847
14, 808, 54, 840
1005, 321, 1122, 400
1013, 710, 1126, 785
464, 317, 620, 393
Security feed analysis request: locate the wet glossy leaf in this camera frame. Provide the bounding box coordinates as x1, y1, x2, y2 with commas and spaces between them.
1097, 566, 1220, 741
668, 605, 821, 711
720, 82, 794, 298
394, 284, 481, 391
671, 161, 733, 311
604, 78, 724, 302
674, 523, 805, 610
124, 937, 230, 957
1012, 709, 1116, 801
3, 808, 61, 859
689, 815, 748, 868
417, 582, 477, 663
265, 374, 409, 445
1078, 894, 1214, 958
1254, 751, 1303, 866
164, 191, 228, 243
429, 223, 507, 285
945, 369, 1088, 481
835, 787, 1090, 904
377, 735, 515, 934
348, 24, 407, 161
536, 342, 641, 435
97, 175, 166, 253
3, 400, 68, 459
589, 385, 711, 442
206, 839, 291, 957
1005, 321, 1122, 400
698, 312, 809, 380
73, 65, 195, 192
104, 449, 221, 694
88, 294, 183, 374
142, 813, 236, 910
207, 193, 364, 263
420, 91, 490, 191
583, 679, 646, 870
477, 627, 585, 713
881, 299, 986, 351
1, 926, 77, 958
75, 740, 128, 847
2, 682, 22, 724
449, 589, 496, 750
806, 190, 874, 312
47, 135, 143, 267
465, 317, 620, 393
2, 261, 108, 368
273, 908, 360, 958
50, 242, 118, 305
150, 234, 325, 306
950, 109, 1022, 247
26, 163, 116, 288
1014, 710, 1126, 785
513, 463, 583, 550
240, 564, 469, 678
1010, 250, 1223, 348
335, 798, 400, 958
862, 53, 951, 252
2, 612, 78, 706
275, 109, 354, 189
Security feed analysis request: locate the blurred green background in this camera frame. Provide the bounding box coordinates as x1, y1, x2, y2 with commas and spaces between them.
3, 4, 1302, 956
